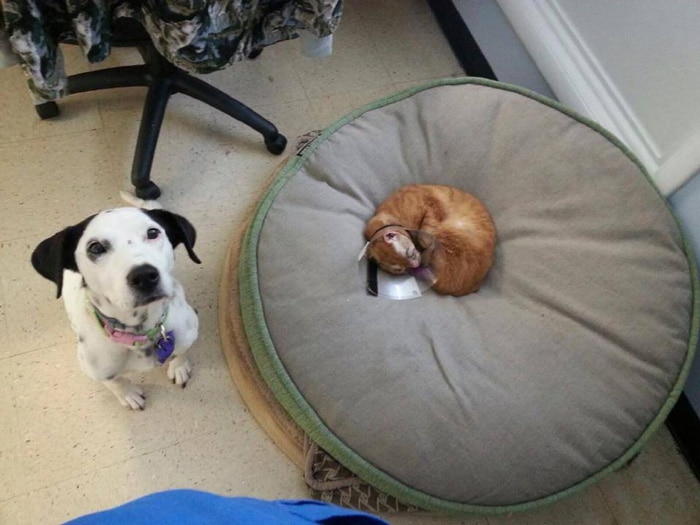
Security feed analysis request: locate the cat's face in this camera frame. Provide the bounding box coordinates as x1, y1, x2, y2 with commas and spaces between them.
367, 230, 421, 275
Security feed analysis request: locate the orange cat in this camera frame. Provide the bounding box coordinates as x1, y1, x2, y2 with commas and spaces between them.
364, 184, 496, 296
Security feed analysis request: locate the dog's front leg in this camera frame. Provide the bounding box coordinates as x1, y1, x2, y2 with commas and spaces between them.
166, 300, 198, 388
78, 343, 147, 410
102, 377, 146, 410
167, 355, 193, 387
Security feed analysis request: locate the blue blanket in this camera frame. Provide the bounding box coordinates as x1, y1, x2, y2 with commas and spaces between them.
65, 490, 389, 525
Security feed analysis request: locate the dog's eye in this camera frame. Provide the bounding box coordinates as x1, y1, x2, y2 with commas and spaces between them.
87, 241, 106, 257
147, 228, 160, 240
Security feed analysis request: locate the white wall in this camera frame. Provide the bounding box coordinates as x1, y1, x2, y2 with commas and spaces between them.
498, 0, 700, 195
555, 0, 700, 155
451, 0, 555, 97
670, 174, 700, 415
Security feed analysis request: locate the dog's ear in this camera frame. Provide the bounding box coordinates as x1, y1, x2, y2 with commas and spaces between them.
31, 216, 93, 299
144, 210, 201, 264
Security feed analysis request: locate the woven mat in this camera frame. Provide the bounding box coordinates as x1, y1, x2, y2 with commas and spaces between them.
304, 436, 420, 513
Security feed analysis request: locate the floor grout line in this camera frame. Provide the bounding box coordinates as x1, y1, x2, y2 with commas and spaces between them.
0, 338, 75, 363
0, 121, 104, 149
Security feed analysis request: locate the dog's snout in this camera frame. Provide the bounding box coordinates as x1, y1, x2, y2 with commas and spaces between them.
127, 264, 160, 292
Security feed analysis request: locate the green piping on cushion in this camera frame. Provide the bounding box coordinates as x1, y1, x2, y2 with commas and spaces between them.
237, 77, 700, 515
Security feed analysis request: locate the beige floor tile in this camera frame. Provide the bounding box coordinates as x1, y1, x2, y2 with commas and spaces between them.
0, 363, 28, 503
95, 85, 150, 129
391, 512, 488, 525
0, 235, 75, 357
0, 45, 103, 145
170, 420, 306, 499
1, 444, 180, 524
353, 0, 433, 17
308, 85, 400, 129
486, 486, 615, 525
387, 484, 615, 525
196, 41, 308, 108
2, 419, 305, 525
291, 3, 393, 99
598, 428, 700, 524
7, 343, 175, 492
0, 493, 33, 524
357, 1, 462, 84
0, 78, 102, 145
0, 285, 8, 353
0, 131, 122, 242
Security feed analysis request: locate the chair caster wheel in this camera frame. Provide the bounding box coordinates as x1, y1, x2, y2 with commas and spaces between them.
134, 182, 161, 200
36, 101, 60, 120
265, 133, 287, 155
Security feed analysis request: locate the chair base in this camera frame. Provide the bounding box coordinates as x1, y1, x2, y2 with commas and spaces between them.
36, 36, 286, 199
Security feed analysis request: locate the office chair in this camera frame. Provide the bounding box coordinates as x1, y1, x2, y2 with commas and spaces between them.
36, 18, 287, 199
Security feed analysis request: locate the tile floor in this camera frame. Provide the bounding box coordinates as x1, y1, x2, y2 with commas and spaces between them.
0, 1, 698, 523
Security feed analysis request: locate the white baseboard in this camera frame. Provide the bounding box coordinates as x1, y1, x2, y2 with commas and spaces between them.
497, 0, 699, 195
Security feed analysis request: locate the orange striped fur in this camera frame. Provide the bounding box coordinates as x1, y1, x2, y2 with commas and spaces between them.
364, 184, 496, 296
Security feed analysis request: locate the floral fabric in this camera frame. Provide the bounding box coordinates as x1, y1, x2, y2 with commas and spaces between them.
0, 0, 342, 102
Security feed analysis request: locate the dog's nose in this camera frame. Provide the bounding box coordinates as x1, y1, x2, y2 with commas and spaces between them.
127, 264, 160, 292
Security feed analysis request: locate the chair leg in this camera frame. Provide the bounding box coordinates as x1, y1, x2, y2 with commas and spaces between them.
36, 66, 151, 121
171, 73, 287, 154
67, 65, 151, 94
33, 46, 287, 198
35, 101, 60, 120
131, 77, 173, 199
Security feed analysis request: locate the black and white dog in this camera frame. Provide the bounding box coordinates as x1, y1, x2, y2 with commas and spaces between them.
31, 206, 200, 410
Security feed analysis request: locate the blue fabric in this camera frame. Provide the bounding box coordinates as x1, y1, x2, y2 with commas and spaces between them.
65, 490, 389, 525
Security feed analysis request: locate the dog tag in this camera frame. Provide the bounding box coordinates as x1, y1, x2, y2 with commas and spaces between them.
155, 331, 175, 364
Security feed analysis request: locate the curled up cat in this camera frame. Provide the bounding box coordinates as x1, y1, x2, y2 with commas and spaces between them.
364, 184, 496, 296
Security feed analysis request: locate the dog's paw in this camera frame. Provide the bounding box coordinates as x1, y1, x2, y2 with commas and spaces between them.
104, 378, 146, 410
167, 356, 192, 388
121, 388, 146, 410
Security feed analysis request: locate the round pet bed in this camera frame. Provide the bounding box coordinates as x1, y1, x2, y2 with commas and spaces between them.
220, 78, 698, 514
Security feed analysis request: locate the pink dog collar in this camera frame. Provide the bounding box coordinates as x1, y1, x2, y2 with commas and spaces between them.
101, 323, 151, 346
92, 305, 173, 361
